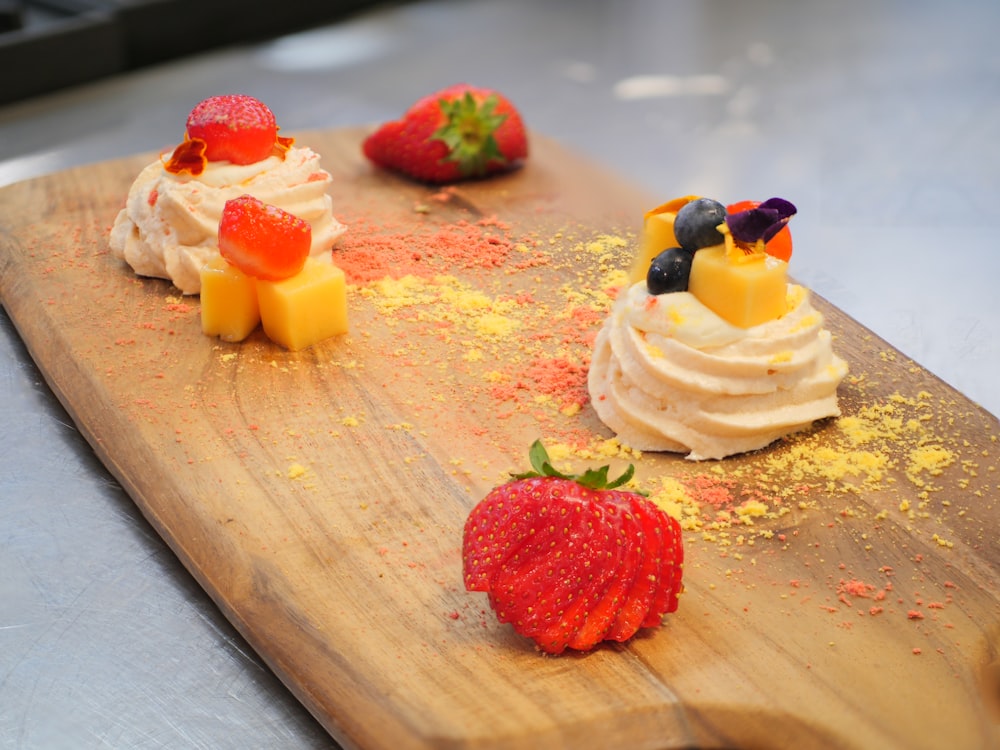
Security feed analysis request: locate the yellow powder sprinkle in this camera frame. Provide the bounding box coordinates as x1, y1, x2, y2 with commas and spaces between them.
649, 476, 702, 527
907, 445, 955, 479
736, 500, 770, 521
790, 311, 819, 332
786, 285, 807, 309
473, 312, 519, 338
587, 234, 629, 253
931, 533, 954, 548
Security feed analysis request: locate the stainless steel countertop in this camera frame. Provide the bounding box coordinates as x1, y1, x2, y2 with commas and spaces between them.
2, 1, 998, 747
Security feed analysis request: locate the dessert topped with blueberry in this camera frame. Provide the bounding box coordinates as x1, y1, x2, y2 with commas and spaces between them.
588, 195, 847, 460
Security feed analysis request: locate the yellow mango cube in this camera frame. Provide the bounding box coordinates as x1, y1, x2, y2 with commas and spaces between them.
688, 245, 788, 328
200, 258, 260, 342
256, 257, 348, 351
629, 195, 699, 284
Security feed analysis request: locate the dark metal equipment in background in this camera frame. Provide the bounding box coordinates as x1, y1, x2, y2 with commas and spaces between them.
0, 0, 387, 105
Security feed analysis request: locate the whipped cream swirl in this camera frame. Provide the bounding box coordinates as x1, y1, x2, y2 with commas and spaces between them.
588, 282, 848, 460
110, 147, 346, 294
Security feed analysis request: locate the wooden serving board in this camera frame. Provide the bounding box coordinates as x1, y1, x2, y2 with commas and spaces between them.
2, 128, 998, 750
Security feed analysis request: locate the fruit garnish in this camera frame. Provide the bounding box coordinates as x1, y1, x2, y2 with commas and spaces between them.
726, 199, 793, 261
164, 94, 294, 176
673, 197, 728, 252
646, 247, 694, 294
642, 195, 698, 223
218, 195, 311, 281
362, 83, 528, 183
643, 195, 797, 296
630, 195, 700, 284
462, 440, 684, 654
724, 197, 796, 260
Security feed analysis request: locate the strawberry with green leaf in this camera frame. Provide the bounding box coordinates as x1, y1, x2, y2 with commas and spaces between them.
463, 441, 684, 654
363, 84, 528, 184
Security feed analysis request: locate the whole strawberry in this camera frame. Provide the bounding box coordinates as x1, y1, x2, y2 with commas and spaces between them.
165, 94, 294, 176
363, 84, 528, 183
463, 441, 683, 654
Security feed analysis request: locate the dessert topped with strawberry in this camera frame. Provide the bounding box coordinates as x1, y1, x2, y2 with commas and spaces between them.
363, 84, 528, 183
110, 94, 346, 295
463, 441, 684, 654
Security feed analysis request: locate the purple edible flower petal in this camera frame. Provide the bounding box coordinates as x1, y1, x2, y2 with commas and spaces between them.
727, 197, 797, 244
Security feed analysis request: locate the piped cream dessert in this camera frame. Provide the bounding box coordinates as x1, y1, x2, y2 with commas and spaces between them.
588, 196, 847, 460
110, 94, 346, 295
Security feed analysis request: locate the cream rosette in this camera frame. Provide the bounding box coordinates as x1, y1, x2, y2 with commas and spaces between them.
588, 282, 848, 460
110, 147, 346, 294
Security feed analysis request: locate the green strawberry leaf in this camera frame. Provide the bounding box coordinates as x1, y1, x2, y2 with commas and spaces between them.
513, 439, 641, 492
431, 92, 508, 177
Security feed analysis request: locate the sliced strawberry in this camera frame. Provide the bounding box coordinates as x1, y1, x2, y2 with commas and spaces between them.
218, 195, 311, 281
532, 497, 620, 654
480, 484, 613, 648
488, 528, 596, 643
606, 496, 663, 641
642, 503, 684, 627
463, 477, 562, 593
462, 441, 684, 654
565, 495, 641, 650
478, 494, 575, 633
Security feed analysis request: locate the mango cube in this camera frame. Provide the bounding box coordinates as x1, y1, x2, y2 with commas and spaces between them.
629, 195, 699, 284
200, 258, 260, 342
688, 245, 788, 328
256, 257, 348, 351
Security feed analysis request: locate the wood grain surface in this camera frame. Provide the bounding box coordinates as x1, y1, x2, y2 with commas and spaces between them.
2, 128, 998, 750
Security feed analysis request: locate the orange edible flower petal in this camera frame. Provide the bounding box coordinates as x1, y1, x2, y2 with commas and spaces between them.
163, 130, 293, 176
644, 194, 699, 222
163, 137, 208, 176
276, 131, 295, 154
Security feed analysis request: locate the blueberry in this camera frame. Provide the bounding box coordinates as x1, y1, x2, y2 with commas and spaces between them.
646, 247, 693, 294
674, 198, 727, 251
